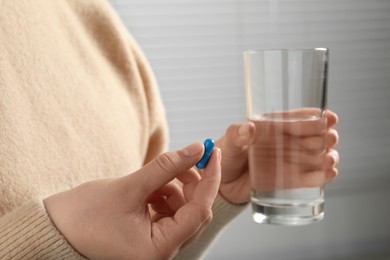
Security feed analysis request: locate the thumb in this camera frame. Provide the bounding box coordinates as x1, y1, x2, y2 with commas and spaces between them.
217, 122, 256, 179
219, 121, 256, 153
129, 142, 205, 198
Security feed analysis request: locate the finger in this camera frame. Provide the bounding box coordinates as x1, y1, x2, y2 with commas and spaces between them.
217, 122, 255, 181
218, 122, 256, 156
266, 135, 325, 151
324, 109, 339, 128
300, 149, 339, 187
176, 168, 201, 201
149, 182, 186, 213
264, 107, 321, 118
176, 168, 201, 186
279, 118, 327, 136
261, 108, 327, 136
149, 195, 173, 218
300, 135, 325, 151
300, 170, 328, 187
254, 145, 325, 170
252, 117, 326, 138
152, 149, 221, 252
192, 148, 222, 206
298, 128, 338, 151
128, 142, 204, 198
285, 150, 325, 169
324, 128, 339, 148
325, 167, 339, 184
324, 149, 340, 169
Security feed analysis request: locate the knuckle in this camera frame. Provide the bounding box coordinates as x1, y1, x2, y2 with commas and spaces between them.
325, 133, 333, 147
304, 153, 324, 167
155, 152, 181, 173
327, 150, 339, 167
205, 211, 213, 225
226, 123, 238, 135
330, 129, 340, 146
315, 153, 325, 166
328, 153, 336, 166
302, 136, 324, 150
192, 202, 213, 224
226, 123, 242, 140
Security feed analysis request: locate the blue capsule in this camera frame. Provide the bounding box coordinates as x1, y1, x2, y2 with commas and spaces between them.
196, 138, 215, 169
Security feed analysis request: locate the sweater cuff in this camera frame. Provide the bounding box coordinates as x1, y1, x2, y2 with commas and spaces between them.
174, 193, 248, 260
212, 192, 249, 230
0, 197, 85, 260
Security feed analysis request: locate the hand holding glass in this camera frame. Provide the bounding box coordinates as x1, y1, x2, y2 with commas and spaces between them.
244, 48, 329, 225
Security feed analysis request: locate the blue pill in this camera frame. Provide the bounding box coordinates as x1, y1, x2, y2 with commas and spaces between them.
196, 138, 215, 169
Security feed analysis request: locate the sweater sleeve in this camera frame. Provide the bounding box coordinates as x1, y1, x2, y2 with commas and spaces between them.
0, 198, 84, 260
174, 194, 248, 260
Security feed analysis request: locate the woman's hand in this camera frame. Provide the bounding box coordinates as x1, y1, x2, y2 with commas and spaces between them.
216, 109, 339, 205
44, 142, 221, 260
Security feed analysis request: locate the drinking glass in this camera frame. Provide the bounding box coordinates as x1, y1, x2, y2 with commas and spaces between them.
244, 48, 329, 225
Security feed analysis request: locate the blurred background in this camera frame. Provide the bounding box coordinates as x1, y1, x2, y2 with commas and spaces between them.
110, 0, 390, 259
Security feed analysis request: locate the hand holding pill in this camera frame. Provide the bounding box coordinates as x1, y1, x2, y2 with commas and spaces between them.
44, 141, 221, 260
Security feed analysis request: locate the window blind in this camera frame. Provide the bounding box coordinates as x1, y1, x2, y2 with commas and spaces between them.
110, 0, 390, 191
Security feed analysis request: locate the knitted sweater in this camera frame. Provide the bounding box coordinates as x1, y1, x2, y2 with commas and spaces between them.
0, 0, 244, 259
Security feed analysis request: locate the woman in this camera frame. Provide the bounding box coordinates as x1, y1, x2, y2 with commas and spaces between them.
0, 0, 339, 259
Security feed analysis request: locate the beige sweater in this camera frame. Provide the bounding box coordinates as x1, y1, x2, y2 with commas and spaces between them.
0, 0, 245, 259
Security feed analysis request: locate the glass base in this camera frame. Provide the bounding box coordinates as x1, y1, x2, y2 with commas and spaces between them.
251, 201, 324, 226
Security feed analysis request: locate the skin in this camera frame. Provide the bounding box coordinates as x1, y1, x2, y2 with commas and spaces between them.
217, 109, 339, 204
44, 143, 222, 260
44, 109, 339, 259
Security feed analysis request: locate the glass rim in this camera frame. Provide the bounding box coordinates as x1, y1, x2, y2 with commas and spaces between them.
243, 47, 328, 54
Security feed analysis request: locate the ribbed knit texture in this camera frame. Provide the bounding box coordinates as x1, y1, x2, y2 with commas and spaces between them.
0, 198, 83, 260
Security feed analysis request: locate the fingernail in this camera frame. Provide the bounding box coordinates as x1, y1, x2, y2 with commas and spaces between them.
183, 142, 203, 157
216, 148, 222, 163
331, 151, 339, 166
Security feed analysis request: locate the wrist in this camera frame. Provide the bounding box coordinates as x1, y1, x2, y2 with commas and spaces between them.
218, 182, 250, 205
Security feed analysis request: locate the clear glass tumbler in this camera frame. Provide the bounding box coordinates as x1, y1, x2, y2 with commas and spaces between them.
244, 48, 329, 225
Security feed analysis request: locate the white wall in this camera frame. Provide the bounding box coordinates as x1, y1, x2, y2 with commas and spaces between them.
110, 0, 390, 259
